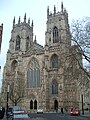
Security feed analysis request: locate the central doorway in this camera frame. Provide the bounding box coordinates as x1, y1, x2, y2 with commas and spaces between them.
54, 99, 58, 110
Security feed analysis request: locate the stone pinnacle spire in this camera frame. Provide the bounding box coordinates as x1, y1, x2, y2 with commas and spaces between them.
24, 13, 26, 23
61, 1, 63, 12
54, 5, 56, 14
13, 16, 15, 27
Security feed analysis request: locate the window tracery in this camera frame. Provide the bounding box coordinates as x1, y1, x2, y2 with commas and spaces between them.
51, 54, 58, 68
27, 58, 40, 88
15, 35, 20, 50
52, 80, 58, 95
53, 26, 58, 43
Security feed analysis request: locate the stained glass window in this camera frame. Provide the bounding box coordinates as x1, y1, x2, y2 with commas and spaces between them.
53, 26, 58, 43
52, 80, 58, 95
15, 35, 20, 50
27, 58, 40, 88
51, 54, 58, 68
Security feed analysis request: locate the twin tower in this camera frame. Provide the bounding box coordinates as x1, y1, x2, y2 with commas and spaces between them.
1, 2, 80, 112
9, 2, 70, 54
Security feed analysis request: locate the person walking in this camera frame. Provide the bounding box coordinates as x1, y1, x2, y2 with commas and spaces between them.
0, 106, 5, 119
61, 108, 63, 114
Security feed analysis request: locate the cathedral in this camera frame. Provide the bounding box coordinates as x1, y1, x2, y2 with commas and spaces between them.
1, 2, 90, 112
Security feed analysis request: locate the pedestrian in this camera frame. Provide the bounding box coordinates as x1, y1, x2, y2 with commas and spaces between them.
0, 106, 5, 119
2, 107, 5, 117
56, 107, 58, 113
61, 108, 63, 114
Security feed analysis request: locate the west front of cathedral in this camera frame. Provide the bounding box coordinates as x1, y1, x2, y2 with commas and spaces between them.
1, 3, 90, 112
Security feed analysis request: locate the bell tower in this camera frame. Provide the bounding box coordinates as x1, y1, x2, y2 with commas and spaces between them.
45, 2, 71, 47
9, 13, 34, 53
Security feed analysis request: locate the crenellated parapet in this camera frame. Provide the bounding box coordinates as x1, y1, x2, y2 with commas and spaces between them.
12, 13, 34, 29
47, 2, 68, 19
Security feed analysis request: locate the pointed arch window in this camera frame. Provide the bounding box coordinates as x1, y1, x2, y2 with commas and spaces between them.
15, 35, 20, 50
34, 100, 37, 109
30, 100, 33, 109
27, 58, 40, 88
52, 80, 58, 95
26, 36, 29, 51
11, 60, 18, 72
51, 54, 58, 68
53, 26, 58, 43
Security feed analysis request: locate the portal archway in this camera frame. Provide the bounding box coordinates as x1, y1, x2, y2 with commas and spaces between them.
54, 99, 58, 110
30, 100, 33, 109
34, 100, 37, 109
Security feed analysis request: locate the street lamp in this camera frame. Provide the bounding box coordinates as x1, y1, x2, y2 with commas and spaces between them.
81, 94, 84, 115
6, 83, 10, 119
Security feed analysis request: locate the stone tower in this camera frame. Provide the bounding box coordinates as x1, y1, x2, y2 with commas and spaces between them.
1, 13, 34, 107
10, 13, 33, 53
45, 2, 71, 47
44, 2, 74, 111
1, 2, 84, 112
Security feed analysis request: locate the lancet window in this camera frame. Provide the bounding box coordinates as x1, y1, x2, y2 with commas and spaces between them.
51, 54, 58, 68
52, 80, 58, 95
53, 26, 59, 43
15, 35, 20, 50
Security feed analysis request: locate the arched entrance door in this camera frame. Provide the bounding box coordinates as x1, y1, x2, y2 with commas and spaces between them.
34, 100, 37, 109
30, 100, 33, 109
54, 99, 58, 110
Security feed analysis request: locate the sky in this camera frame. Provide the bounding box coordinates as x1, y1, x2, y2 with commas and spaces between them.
0, 0, 90, 91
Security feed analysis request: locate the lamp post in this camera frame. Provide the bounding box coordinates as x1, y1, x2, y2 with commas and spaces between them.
81, 94, 84, 115
6, 83, 10, 119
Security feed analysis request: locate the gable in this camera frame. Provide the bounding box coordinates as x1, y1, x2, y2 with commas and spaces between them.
23, 42, 44, 57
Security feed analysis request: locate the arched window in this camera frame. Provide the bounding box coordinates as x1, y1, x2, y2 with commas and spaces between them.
51, 54, 58, 68
15, 35, 20, 50
26, 36, 29, 51
27, 58, 40, 88
52, 80, 58, 95
34, 100, 37, 109
11, 60, 18, 72
53, 26, 58, 43
30, 100, 33, 109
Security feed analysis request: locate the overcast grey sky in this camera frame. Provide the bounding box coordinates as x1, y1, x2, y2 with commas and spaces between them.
0, 0, 90, 90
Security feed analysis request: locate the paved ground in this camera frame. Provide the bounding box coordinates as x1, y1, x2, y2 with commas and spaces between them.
2, 112, 90, 120
29, 112, 90, 120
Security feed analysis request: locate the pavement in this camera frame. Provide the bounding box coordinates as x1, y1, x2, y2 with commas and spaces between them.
2, 111, 90, 119
81, 111, 90, 118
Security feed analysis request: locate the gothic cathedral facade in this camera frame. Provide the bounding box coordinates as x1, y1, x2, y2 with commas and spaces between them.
1, 3, 84, 112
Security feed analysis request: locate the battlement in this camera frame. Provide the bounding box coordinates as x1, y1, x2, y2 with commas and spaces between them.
12, 13, 33, 29
47, 2, 68, 19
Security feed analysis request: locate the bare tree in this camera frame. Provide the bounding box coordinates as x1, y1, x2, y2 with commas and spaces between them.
9, 71, 25, 106
71, 17, 90, 77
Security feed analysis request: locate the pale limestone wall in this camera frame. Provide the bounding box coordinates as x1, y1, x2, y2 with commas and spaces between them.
1, 5, 90, 113
9, 23, 33, 53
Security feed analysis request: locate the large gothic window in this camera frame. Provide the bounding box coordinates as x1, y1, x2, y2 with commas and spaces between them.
27, 58, 40, 88
51, 54, 58, 68
53, 26, 58, 43
11, 60, 18, 72
15, 35, 20, 50
52, 80, 58, 95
